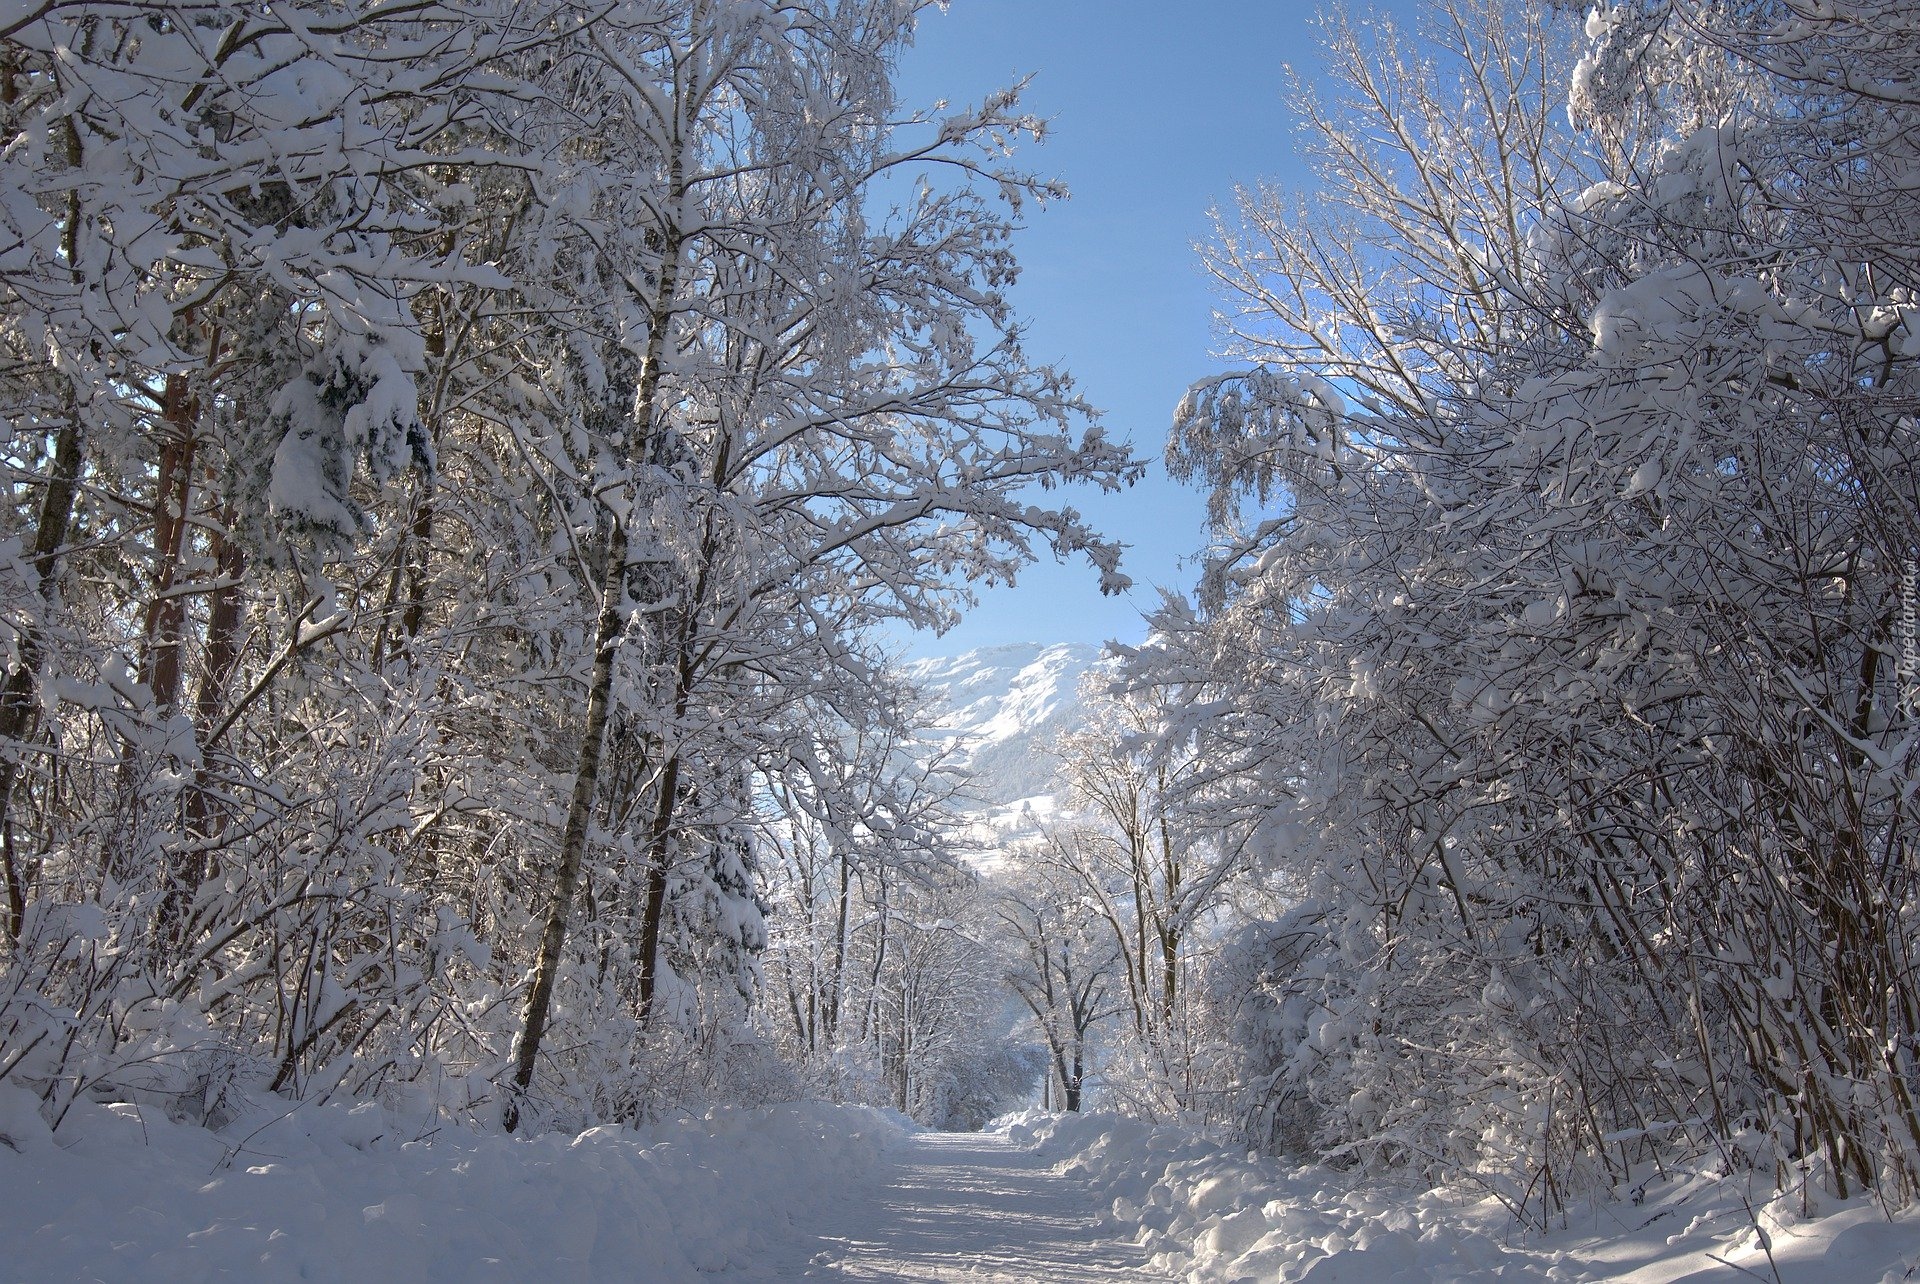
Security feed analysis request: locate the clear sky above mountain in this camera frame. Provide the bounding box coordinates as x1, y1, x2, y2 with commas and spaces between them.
889, 0, 1421, 660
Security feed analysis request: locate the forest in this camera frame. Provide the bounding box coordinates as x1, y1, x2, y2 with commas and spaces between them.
2, 0, 1917, 1256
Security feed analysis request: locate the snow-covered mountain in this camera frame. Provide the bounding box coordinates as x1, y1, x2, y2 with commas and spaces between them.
903, 642, 1105, 814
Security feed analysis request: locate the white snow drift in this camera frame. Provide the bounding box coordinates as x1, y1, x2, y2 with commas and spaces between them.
1004, 1110, 1920, 1284
0, 1089, 903, 1282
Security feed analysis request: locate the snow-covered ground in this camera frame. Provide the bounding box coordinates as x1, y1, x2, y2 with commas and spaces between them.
10, 1092, 1920, 1281
773, 1127, 1167, 1280
0, 1087, 904, 1282
1005, 1111, 1920, 1283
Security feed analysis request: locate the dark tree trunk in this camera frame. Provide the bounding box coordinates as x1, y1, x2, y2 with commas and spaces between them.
0, 417, 84, 930
506, 221, 683, 1128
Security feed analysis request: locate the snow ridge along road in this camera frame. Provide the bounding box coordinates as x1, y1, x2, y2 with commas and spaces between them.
764, 1128, 1173, 1282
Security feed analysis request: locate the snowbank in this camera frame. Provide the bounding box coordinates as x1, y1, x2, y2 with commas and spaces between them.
1002, 1110, 1534, 1281
0, 1087, 906, 1282
1000, 1110, 1920, 1283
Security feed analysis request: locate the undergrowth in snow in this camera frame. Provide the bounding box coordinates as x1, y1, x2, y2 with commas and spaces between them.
1002, 1111, 1920, 1284
0, 1087, 906, 1282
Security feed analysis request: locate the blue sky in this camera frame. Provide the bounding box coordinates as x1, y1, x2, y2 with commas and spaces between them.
888, 0, 1419, 660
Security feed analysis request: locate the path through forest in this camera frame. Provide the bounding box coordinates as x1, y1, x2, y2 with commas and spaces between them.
759, 1129, 1173, 1281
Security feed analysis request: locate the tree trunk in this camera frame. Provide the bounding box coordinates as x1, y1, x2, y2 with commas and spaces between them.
3, 129, 88, 921
635, 493, 725, 1021
505, 223, 683, 1127
634, 750, 682, 1021
1161, 926, 1179, 1031
504, 518, 628, 1128
1159, 800, 1180, 1029
862, 864, 890, 1046
162, 498, 246, 945
0, 417, 84, 908
138, 374, 197, 715
825, 847, 851, 1045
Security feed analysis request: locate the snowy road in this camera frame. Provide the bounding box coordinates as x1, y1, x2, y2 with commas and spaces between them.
758, 1129, 1173, 1282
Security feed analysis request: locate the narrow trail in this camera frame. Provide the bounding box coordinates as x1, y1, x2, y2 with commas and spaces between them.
760, 1129, 1174, 1282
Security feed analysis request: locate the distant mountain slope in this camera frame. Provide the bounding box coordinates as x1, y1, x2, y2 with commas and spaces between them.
903, 642, 1105, 810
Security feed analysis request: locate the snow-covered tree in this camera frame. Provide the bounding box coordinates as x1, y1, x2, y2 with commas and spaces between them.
0, 0, 1136, 1140
995, 863, 1121, 1112
1020, 680, 1251, 1119
491, 0, 1136, 1126
1148, 0, 1919, 1212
